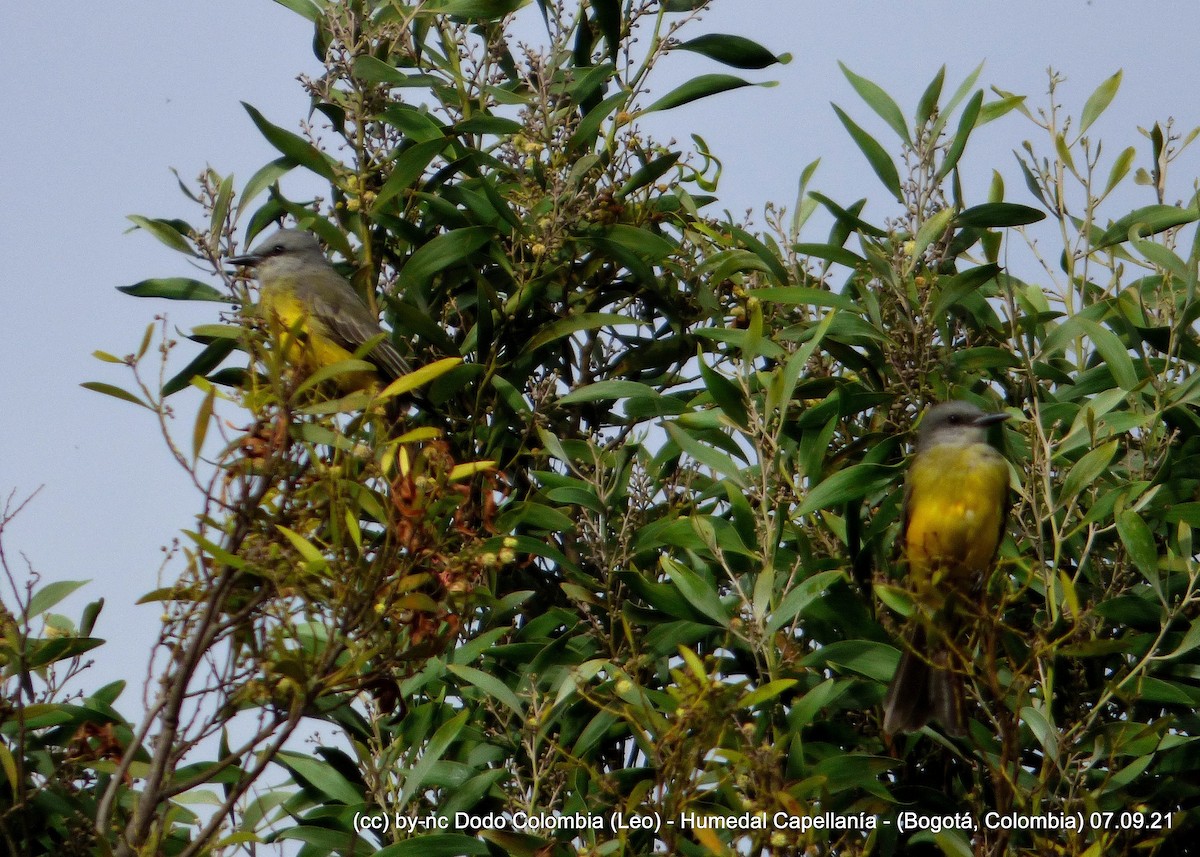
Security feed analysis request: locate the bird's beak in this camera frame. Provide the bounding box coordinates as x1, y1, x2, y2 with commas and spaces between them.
226, 252, 262, 267
972, 412, 1010, 428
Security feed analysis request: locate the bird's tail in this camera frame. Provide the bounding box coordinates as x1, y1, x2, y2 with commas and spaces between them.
882, 624, 965, 736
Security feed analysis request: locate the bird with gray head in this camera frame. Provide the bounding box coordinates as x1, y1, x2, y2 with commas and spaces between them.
882, 400, 1011, 736
228, 228, 411, 387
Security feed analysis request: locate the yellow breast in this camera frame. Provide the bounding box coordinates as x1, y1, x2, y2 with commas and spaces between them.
259, 288, 377, 392
904, 442, 1008, 594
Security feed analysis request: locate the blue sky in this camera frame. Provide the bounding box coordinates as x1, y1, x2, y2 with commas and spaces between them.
4, 0, 1200, 713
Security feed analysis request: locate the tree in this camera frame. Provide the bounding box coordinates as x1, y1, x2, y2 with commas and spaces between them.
5, 1, 1189, 855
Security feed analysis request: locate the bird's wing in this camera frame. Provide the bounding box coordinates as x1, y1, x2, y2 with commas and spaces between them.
308, 282, 412, 380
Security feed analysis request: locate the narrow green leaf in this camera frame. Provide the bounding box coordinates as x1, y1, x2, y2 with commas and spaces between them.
126, 216, 196, 256
831, 104, 901, 202
660, 557, 729, 627
525, 312, 629, 352
567, 90, 628, 153
791, 242, 866, 269
956, 203, 1046, 228
399, 226, 493, 289
373, 138, 450, 212
118, 278, 230, 302
274, 751, 363, 804
80, 382, 151, 410
192, 384, 215, 461
1076, 318, 1138, 390
936, 90, 983, 181
676, 33, 788, 69
765, 570, 844, 635
1096, 204, 1200, 248
163, 338, 239, 397
1080, 70, 1122, 135
737, 679, 798, 709
397, 711, 468, 809
698, 356, 748, 429
242, 102, 336, 181
911, 207, 956, 261
644, 73, 757, 113
915, 66, 945, 126
618, 152, 681, 197
1061, 439, 1117, 502
1104, 146, 1137, 197
272, 0, 322, 23
446, 664, 524, 715
558, 379, 662, 404
419, 0, 529, 20
839, 63, 910, 145
237, 158, 294, 218
1117, 509, 1159, 582
663, 422, 748, 488
27, 580, 89, 618
796, 463, 897, 516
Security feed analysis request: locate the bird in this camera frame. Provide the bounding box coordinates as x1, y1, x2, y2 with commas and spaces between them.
882, 400, 1011, 736
227, 228, 411, 392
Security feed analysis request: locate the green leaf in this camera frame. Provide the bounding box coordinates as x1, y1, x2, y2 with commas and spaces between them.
1096, 204, 1200, 248
27, 580, 89, 618
127, 216, 196, 256
418, 0, 529, 20
397, 710, 468, 808
525, 313, 630, 352
399, 226, 493, 289
80, 382, 151, 410
676, 34, 788, 70
558, 379, 662, 404
644, 73, 760, 113
1061, 439, 1117, 502
832, 104, 901, 202
272, 0, 323, 23
698, 357, 748, 428
791, 242, 866, 269
737, 679, 798, 709
118, 278, 229, 302
935, 89, 983, 181
237, 158, 293, 218
446, 664, 524, 715
373, 138, 450, 212
663, 421, 748, 488
765, 570, 845, 635
274, 751, 363, 804
839, 63, 910, 145
660, 557, 729, 627
1080, 70, 1122, 135
1076, 318, 1138, 390
955, 203, 1046, 228
567, 90, 629, 152
796, 463, 898, 516
915, 67, 945, 126
164, 338, 239, 397
800, 640, 898, 682
1104, 146, 1136, 197
1117, 509, 1159, 583
242, 102, 336, 181
618, 152, 681, 197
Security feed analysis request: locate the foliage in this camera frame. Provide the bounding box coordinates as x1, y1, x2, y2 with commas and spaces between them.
16, 1, 1196, 856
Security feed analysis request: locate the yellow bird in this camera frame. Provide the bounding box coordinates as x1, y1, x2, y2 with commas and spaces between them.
228, 228, 410, 392
882, 401, 1010, 735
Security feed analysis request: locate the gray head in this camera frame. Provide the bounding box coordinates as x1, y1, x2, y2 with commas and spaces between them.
227, 228, 331, 278
916, 401, 1009, 450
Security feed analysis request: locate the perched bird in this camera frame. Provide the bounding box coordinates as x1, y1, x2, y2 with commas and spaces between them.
882, 401, 1011, 735
227, 228, 410, 392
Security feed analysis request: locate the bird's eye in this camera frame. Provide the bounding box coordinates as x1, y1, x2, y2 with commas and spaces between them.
272, 244, 286, 254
